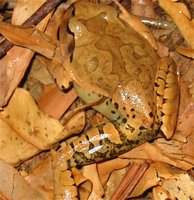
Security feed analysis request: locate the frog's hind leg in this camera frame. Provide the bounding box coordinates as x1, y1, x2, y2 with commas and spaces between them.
155, 57, 179, 139
51, 116, 158, 199
51, 82, 159, 199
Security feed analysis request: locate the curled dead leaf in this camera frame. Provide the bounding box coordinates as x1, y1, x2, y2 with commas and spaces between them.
0, 88, 84, 165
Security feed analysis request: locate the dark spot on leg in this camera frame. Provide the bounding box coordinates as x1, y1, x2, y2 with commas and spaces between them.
114, 103, 119, 109
117, 116, 121, 120
70, 142, 74, 149
85, 134, 90, 141
126, 124, 135, 132
149, 112, 153, 118
139, 126, 145, 130
122, 118, 127, 123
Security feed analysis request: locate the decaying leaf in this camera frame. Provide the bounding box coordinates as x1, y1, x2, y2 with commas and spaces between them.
0, 88, 85, 165
72, 167, 93, 200
25, 157, 54, 200
0, 158, 45, 200
0, 47, 34, 107
152, 163, 194, 200
37, 84, 77, 119
0, 0, 194, 200
159, 0, 194, 57
0, 0, 51, 107
120, 136, 194, 171
97, 158, 131, 186
0, 22, 56, 58
82, 164, 104, 198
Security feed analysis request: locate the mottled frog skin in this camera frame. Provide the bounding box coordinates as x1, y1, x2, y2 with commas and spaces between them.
52, 1, 179, 198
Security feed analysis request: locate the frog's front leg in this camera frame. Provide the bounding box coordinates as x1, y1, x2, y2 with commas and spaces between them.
155, 57, 179, 139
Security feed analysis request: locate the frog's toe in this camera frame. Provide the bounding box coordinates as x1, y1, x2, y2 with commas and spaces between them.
155, 57, 179, 139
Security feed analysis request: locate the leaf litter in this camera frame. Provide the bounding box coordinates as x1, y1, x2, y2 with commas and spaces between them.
0, 0, 194, 200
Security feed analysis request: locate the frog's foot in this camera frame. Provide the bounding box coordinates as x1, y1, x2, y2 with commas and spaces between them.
51, 150, 78, 200
155, 57, 179, 139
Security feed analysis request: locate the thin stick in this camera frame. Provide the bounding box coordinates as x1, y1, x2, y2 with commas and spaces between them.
0, 0, 63, 58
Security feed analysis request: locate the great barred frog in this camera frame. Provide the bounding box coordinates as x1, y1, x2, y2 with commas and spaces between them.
52, 1, 179, 198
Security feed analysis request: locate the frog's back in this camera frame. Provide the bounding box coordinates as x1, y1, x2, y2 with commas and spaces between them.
69, 1, 159, 98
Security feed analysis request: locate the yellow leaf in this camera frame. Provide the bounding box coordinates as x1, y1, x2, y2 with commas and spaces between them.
0, 88, 84, 165
159, 0, 194, 49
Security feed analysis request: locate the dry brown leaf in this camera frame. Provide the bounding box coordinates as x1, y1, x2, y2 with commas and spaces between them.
37, 84, 77, 119
104, 166, 129, 200
0, 88, 85, 165
38, 56, 73, 89
0, 158, 45, 200
0, 22, 56, 59
0, 56, 8, 105
0, 47, 34, 107
97, 158, 131, 186
0, 0, 51, 107
82, 164, 104, 198
105, 162, 194, 199
120, 137, 194, 171
27, 57, 55, 86
104, 161, 153, 199
152, 163, 194, 200
175, 45, 194, 59
130, 0, 156, 18
12, 0, 48, 26
71, 167, 93, 200
159, 0, 194, 56
175, 67, 194, 138
79, 181, 93, 200
128, 163, 160, 198
152, 186, 171, 200
25, 157, 54, 200
0, 88, 65, 149
37, 2, 73, 89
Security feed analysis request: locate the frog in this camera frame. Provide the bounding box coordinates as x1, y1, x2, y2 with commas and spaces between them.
52, 1, 179, 199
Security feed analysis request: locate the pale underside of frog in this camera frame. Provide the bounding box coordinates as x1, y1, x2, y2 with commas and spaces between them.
52, 1, 179, 198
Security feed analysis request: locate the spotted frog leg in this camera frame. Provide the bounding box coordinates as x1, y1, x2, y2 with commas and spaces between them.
52, 1, 179, 199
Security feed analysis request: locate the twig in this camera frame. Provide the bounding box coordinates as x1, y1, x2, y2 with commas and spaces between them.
111, 162, 150, 200
0, 0, 63, 59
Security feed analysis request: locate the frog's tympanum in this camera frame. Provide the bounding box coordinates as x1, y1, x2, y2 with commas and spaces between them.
53, 1, 179, 198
